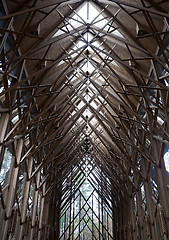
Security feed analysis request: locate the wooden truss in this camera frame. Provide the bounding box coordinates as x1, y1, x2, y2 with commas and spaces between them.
0, 0, 169, 239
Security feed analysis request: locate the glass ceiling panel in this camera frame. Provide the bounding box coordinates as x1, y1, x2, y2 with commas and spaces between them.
52, 2, 124, 39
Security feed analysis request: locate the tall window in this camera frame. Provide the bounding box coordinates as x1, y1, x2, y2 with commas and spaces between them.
163, 144, 169, 185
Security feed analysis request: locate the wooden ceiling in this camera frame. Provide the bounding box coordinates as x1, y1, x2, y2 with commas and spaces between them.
1, 0, 169, 205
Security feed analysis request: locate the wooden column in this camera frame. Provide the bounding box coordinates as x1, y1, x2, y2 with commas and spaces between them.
0, 138, 23, 240
14, 157, 33, 240
130, 196, 137, 240
38, 182, 46, 240
142, 159, 159, 240
0, 113, 9, 152
28, 170, 40, 240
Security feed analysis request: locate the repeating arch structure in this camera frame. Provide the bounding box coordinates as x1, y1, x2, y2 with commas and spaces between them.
0, 0, 169, 239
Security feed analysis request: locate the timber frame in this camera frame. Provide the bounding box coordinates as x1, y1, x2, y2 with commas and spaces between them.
0, 0, 169, 239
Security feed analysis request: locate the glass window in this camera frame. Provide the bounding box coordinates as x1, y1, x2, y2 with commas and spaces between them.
163, 144, 169, 184
0, 147, 12, 184
163, 144, 169, 172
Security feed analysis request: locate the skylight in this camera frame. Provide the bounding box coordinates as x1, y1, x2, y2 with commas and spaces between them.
53, 1, 125, 135
52, 2, 124, 38
81, 61, 95, 73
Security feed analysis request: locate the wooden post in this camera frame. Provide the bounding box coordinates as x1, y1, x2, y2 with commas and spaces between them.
14, 157, 33, 240
0, 138, 23, 240
37, 183, 46, 240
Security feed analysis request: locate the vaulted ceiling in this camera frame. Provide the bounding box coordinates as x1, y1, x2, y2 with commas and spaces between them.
1, 0, 169, 210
